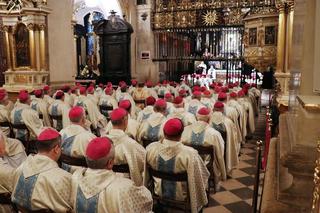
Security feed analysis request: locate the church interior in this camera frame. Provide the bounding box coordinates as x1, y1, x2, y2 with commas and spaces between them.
0, 0, 320, 212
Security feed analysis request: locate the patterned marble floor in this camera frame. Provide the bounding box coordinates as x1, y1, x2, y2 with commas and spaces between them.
204, 109, 266, 213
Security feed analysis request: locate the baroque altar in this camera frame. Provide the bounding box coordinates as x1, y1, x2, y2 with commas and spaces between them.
0, 0, 50, 92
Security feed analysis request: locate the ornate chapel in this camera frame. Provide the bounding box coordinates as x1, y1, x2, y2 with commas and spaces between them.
0, 0, 319, 213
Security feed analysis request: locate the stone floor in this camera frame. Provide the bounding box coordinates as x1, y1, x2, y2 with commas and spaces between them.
204, 109, 266, 213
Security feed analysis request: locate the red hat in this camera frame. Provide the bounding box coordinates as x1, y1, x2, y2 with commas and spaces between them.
164, 93, 173, 100
200, 86, 206, 92
234, 82, 240, 87
217, 82, 223, 87
34, 89, 43, 98
0, 92, 6, 101
69, 106, 84, 119
18, 90, 30, 103
214, 101, 224, 109
193, 91, 202, 97
98, 83, 104, 88
238, 90, 245, 97
79, 86, 87, 95
243, 88, 249, 95
107, 82, 112, 88
86, 137, 113, 160
179, 89, 186, 96
105, 87, 113, 95
230, 92, 237, 98
87, 86, 95, 94
146, 96, 156, 106
163, 118, 184, 137
173, 96, 183, 105
197, 107, 211, 116
203, 90, 212, 97
218, 92, 227, 101
251, 83, 257, 88
76, 82, 81, 87
0, 89, 7, 94
193, 86, 200, 92
155, 99, 167, 108
146, 81, 153, 87
228, 84, 234, 89
38, 128, 60, 142
131, 79, 137, 86
118, 100, 131, 111
55, 91, 64, 99
214, 87, 221, 94
110, 108, 128, 121
221, 87, 229, 93
43, 85, 50, 91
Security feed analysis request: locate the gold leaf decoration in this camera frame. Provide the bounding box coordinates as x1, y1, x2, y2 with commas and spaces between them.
203, 11, 218, 26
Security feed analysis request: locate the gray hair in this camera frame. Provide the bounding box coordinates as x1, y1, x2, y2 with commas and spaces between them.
86, 145, 115, 169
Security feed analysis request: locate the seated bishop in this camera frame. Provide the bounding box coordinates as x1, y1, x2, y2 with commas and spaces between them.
145, 81, 158, 99
181, 107, 226, 184
115, 83, 137, 116
71, 137, 153, 213
167, 96, 196, 127
136, 96, 156, 123
0, 90, 12, 136
105, 100, 139, 139
99, 87, 118, 111
105, 108, 146, 186
74, 86, 107, 131
31, 89, 51, 127
11, 91, 43, 141
137, 99, 167, 145
11, 128, 72, 212
42, 85, 54, 106
0, 131, 27, 212
48, 91, 71, 131
87, 86, 99, 106
132, 82, 150, 110
210, 102, 239, 175
164, 93, 175, 115
185, 90, 204, 116
237, 90, 256, 135
59, 106, 96, 172
144, 118, 210, 213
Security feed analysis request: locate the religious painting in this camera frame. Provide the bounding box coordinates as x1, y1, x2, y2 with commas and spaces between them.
249, 28, 257, 46
265, 26, 276, 45
15, 24, 30, 67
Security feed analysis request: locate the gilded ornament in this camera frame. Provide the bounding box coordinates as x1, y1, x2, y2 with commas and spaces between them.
203, 11, 218, 26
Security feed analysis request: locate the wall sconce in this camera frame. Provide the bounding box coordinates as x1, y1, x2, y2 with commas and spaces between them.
141, 12, 148, 21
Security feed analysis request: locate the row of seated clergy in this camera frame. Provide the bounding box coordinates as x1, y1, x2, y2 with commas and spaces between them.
2, 128, 153, 213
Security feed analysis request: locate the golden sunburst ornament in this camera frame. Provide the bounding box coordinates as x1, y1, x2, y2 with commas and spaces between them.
203, 11, 218, 26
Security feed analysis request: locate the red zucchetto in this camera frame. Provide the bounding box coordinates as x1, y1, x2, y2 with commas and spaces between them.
230, 92, 237, 98
18, 91, 29, 103
179, 89, 186, 96
38, 128, 60, 142
198, 107, 211, 115
155, 99, 167, 108
146, 81, 153, 87
146, 96, 156, 106
86, 137, 113, 160
214, 101, 224, 109
0, 92, 6, 101
118, 100, 131, 111
104, 87, 113, 95
55, 91, 64, 99
110, 108, 128, 121
214, 87, 221, 94
163, 118, 184, 137
131, 79, 137, 86
193, 91, 202, 97
69, 106, 84, 119
218, 92, 227, 101
43, 85, 50, 91
87, 86, 94, 94
173, 96, 183, 105
79, 86, 87, 95
203, 90, 212, 97
164, 93, 173, 100
34, 89, 43, 98
238, 90, 245, 97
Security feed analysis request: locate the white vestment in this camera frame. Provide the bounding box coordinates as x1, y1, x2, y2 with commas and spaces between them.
12, 155, 72, 212
30, 98, 51, 127
185, 99, 204, 116
0, 104, 11, 136
43, 95, 54, 105
137, 106, 154, 123
137, 112, 166, 144
11, 103, 43, 140
167, 107, 196, 127
107, 129, 146, 186
210, 112, 239, 174
48, 99, 71, 130
145, 139, 210, 213
105, 117, 139, 140
238, 97, 256, 134
181, 121, 226, 182
228, 99, 248, 141
71, 169, 153, 213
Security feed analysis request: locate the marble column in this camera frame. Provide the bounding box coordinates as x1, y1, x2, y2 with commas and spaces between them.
27, 24, 36, 70
276, 5, 286, 73
39, 24, 47, 71
34, 26, 41, 71
285, 4, 294, 72
3, 26, 12, 71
